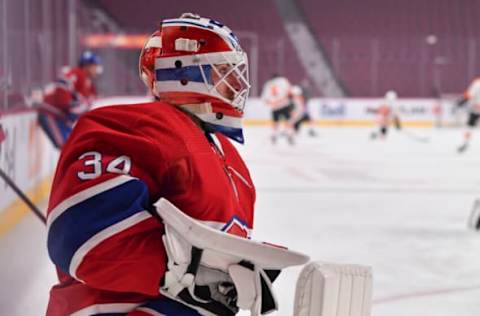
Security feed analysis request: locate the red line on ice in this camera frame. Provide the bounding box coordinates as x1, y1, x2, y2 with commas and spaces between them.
373, 285, 480, 304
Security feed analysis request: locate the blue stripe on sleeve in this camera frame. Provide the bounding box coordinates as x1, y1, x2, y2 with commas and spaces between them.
140, 297, 201, 315
47, 179, 150, 274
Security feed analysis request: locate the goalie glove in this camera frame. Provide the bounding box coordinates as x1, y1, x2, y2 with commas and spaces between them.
155, 198, 309, 315
228, 262, 280, 314
161, 243, 239, 315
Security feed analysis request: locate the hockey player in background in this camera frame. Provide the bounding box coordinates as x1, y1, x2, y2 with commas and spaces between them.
456, 77, 480, 153
37, 51, 101, 149
261, 74, 295, 145
45, 13, 285, 315
290, 84, 317, 137
370, 90, 402, 140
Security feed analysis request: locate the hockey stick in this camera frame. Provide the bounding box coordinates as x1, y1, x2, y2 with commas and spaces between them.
0, 168, 46, 224
0, 125, 46, 224
399, 129, 430, 143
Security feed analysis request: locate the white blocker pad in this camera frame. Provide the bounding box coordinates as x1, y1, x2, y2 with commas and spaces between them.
294, 262, 373, 316
468, 198, 480, 231
154, 198, 310, 271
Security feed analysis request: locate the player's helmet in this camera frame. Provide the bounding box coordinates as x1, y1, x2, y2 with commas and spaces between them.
139, 13, 250, 143
385, 90, 398, 101
291, 85, 303, 96
78, 51, 101, 67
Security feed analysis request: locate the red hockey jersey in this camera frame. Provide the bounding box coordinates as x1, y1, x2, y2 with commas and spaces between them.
377, 104, 393, 126
46, 101, 256, 315
41, 67, 97, 120
41, 83, 76, 118
62, 67, 97, 101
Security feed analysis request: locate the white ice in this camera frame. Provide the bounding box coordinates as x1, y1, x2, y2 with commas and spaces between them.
2, 126, 480, 315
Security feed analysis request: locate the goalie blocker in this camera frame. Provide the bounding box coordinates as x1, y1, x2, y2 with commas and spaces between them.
155, 199, 373, 316
154, 198, 310, 315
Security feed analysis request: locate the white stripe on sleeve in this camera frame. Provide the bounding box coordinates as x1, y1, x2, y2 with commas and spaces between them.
47, 175, 137, 228
69, 211, 152, 280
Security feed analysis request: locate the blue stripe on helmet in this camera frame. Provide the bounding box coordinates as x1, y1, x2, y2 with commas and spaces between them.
162, 20, 214, 30
155, 65, 213, 85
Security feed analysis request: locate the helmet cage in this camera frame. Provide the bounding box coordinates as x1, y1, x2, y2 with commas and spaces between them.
154, 51, 250, 113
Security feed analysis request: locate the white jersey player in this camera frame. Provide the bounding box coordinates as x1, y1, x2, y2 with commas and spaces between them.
261, 74, 295, 144
290, 85, 317, 137
370, 90, 401, 140
457, 77, 480, 153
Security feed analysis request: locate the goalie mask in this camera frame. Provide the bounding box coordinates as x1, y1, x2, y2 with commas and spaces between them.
139, 13, 250, 143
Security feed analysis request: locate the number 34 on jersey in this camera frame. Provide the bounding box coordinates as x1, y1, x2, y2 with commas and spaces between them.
77, 151, 132, 180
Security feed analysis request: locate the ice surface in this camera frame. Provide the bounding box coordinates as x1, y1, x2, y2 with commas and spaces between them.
237, 127, 480, 316
2, 126, 480, 315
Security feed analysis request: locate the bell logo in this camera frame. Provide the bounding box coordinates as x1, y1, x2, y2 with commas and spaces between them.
221, 216, 250, 238
321, 103, 345, 117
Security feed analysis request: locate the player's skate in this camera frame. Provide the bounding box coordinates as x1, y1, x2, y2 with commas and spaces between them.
287, 134, 295, 145
271, 134, 277, 144
468, 198, 480, 230
457, 141, 469, 153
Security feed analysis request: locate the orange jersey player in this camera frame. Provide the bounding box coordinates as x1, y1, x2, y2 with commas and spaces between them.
290, 85, 317, 136
457, 77, 480, 153
261, 74, 295, 144
370, 90, 401, 140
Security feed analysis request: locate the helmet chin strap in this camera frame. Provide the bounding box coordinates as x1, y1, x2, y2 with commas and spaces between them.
178, 103, 213, 115
178, 103, 245, 144
206, 123, 244, 144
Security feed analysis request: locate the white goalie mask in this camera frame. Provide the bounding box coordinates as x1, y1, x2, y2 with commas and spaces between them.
139, 13, 251, 143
